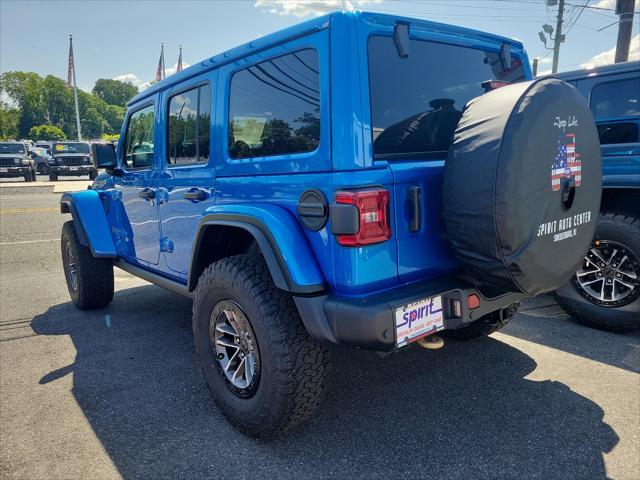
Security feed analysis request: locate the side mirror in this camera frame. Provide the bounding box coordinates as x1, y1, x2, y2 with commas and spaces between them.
91, 143, 117, 170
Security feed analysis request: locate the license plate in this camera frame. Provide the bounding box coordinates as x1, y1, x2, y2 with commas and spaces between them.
69, 166, 79, 171
395, 295, 444, 348
0, 168, 7, 173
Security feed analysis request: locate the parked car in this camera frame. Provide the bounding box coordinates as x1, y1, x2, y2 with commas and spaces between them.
35, 141, 53, 152
30, 147, 52, 175
48, 141, 97, 181
59, 11, 603, 437
551, 61, 640, 332
0, 141, 36, 181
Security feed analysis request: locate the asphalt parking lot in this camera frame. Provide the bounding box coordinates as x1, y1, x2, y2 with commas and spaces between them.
0, 187, 638, 480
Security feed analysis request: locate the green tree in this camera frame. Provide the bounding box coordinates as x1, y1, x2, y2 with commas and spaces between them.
0, 104, 20, 140
0, 71, 46, 137
42, 75, 74, 135
28, 124, 67, 141
92, 78, 138, 107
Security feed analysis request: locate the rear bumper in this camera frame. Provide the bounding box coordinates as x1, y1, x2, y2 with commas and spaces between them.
294, 276, 525, 351
50, 166, 96, 176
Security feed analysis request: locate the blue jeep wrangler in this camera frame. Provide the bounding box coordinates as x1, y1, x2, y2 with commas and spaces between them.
59, 12, 603, 437
552, 62, 640, 332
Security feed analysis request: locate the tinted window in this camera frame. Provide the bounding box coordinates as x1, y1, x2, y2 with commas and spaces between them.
123, 104, 155, 169
0, 143, 25, 154
368, 36, 525, 158
228, 49, 320, 159
167, 85, 211, 166
597, 122, 639, 144
591, 78, 640, 119
52, 142, 90, 154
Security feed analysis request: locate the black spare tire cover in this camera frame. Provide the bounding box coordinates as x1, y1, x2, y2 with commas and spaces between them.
443, 78, 601, 295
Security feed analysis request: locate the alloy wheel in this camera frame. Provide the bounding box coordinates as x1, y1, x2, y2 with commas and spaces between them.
572, 240, 639, 307
66, 243, 78, 292
210, 300, 260, 397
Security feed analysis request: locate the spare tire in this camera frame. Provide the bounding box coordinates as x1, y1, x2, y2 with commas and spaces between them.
443, 78, 601, 296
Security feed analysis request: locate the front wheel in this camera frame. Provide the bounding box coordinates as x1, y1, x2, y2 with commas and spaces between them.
24, 170, 34, 182
61, 221, 114, 310
49, 172, 58, 182
89, 170, 98, 180
37, 163, 48, 175
554, 212, 640, 332
192, 254, 330, 438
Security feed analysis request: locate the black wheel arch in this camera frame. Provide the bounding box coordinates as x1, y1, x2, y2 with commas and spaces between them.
188, 214, 326, 295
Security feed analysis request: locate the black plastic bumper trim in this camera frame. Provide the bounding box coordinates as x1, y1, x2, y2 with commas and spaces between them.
294, 276, 525, 351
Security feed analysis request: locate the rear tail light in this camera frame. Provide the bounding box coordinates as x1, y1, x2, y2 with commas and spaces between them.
334, 188, 391, 246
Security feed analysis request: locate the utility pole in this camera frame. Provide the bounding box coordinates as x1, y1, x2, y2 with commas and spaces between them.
532, 57, 539, 77
615, 0, 636, 63
538, 0, 566, 74
552, 0, 565, 74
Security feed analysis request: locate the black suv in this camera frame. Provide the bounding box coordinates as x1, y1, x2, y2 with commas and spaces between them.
48, 142, 97, 181
0, 142, 36, 182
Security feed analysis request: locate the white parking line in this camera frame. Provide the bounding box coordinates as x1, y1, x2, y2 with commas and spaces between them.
0, 238, 58, 246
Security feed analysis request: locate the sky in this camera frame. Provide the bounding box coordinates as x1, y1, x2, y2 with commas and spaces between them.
1, 0, 638, 94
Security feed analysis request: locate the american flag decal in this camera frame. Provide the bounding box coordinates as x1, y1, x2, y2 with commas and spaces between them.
551, 133, 581, 191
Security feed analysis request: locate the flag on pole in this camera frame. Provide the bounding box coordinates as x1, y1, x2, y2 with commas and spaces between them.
67, 36, 75, 87
177, 45, 183, 73
67, 35, 82, 140
156, 44, 165, 82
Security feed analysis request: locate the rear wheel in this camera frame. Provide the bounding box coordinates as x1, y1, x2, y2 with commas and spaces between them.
555, 212, 640, 332
61, 221, 114, 310
192, 254, 330, 438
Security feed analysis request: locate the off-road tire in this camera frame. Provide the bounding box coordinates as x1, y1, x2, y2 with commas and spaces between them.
554, 212, 640, 332
89, 170, 98, 180
192, 254, 330, 438
24, 170, 34, 182
49, 172, 58, 182
61, 220, 114, 310
445, 303, 519, 340
37, 163, 48, 175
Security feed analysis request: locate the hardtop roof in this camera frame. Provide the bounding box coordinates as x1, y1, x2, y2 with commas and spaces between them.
551, 60, 640, 81
128, 10, 525, 107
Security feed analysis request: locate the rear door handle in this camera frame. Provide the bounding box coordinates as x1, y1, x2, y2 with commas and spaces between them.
183, 188, 207, 202
138, 188, 155, 200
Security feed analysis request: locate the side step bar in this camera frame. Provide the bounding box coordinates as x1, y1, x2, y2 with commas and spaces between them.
114, 260, 194, 299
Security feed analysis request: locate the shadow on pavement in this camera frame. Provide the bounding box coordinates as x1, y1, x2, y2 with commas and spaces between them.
503, 295, 640, 374
31, 285, 619, 479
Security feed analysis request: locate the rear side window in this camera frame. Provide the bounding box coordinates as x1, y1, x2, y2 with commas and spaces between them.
167, 85, 211, 166
591, 78, 640, 119
597, 122, 639, 144
368, 36, 525, 159
123, 104, 155, 169
228, 49, 320, 159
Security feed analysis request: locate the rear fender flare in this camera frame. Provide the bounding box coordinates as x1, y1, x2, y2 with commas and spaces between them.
60, 190, 116, 258
188, 205, 326, 294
